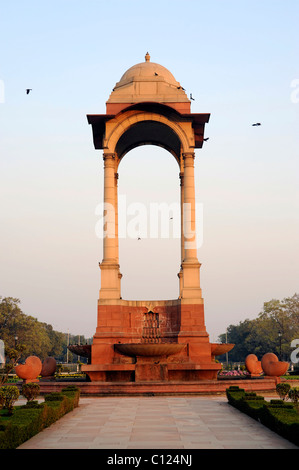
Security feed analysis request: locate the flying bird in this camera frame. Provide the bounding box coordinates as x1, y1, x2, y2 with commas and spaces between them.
203, 137, 209, 141
26, 89, 32, 95
252, 123, 261, 126
190, 93, 195, 100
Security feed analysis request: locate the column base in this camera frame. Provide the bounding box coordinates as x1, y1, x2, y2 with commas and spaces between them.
99, 261, 121, 300
180, 260, 202, 299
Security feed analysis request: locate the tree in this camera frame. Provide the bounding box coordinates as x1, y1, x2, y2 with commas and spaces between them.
251, 293, 299, 360
41, 323, 65, 359
0, 297, 51, 359
0, 345, 25, 386
218, 319, 254, 362
0, 296, 92, 363
218, 293, 299, 363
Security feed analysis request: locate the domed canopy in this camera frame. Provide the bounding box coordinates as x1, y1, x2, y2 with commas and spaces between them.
107, 53, 190, 107
117, 52, 179, 88
87, 54, 210, 152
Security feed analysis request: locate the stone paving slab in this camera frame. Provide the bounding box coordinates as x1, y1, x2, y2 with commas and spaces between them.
17, 396, 298, 450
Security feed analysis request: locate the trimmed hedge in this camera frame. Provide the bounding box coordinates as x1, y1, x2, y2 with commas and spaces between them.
226, 386, 299, 447
0, 386, 80, 449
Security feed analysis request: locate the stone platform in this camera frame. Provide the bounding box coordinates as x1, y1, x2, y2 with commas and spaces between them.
17, 395, 298, 449
30, 377, 279, 396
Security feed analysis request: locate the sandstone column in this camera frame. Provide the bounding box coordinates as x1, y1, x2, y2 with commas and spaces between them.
183, 152, 197, 260
99, 152, 121, 299
178, 171, 184, 297
115, 171, 119, 263
179, 171, 185, 264
180, 152, 202, 300
115, 170, 122, 294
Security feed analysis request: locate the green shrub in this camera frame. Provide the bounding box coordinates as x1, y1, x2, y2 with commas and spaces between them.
0, 386, 20, 415
289, 387, 299, 404
21, 401, 44, 409
243, 395, 264, 401
61, 385, 79, 392
226, 386, 245, 406
0, 388, 80, 449
21, 383, 40, 402
44, 392, 64, 402
267, 402, 294, 410
243, 392, 264, 401
260, 404, 299, 446
270, 399, 285, 405
276, 383, 291, 401
226, 386, 299, 447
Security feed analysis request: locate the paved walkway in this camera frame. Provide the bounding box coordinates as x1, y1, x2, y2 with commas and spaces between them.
17, 396, 298, 449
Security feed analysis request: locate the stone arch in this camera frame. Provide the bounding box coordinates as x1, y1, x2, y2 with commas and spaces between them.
82, 55, 223, 386
87, 55, 210, 302
117, 144, 181, 301
104, 110, 194, 168
115, 120, 181, 165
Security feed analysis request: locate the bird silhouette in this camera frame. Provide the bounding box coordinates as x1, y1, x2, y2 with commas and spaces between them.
203, 137, 209, 141
190, 93, 195, 100
26, 89, 32, 95
138, 237, 141, 240
252, 123, 261, 126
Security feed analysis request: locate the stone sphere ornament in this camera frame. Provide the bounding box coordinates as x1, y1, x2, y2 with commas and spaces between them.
245, 354, 263, 376
41, 357, 57, 378
15, 356, 42, 383
261, 353, 289, 377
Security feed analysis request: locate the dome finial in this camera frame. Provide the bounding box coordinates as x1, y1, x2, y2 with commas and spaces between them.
145, 52, 150, 62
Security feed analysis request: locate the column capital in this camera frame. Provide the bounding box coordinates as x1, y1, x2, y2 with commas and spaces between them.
103, 153, 116, 168
182, 152, 195, 167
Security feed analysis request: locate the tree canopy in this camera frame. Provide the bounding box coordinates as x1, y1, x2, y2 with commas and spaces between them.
0, 296, 91, 363
218, 293, 299, 363
1, 293, 298, 365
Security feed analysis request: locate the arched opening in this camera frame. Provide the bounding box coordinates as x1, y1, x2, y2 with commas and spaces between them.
118, 145, 181, 300
116, 120, 181, 164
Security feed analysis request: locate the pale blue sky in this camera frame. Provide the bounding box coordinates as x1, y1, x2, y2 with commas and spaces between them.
0, 0, 298, 340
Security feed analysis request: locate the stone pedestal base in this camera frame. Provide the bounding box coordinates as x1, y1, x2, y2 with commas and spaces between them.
82, 299, 223, 383
135, 358, 169, 382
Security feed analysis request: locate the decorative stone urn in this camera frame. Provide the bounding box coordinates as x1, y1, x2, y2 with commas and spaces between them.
261, 353, 289, 377
15, 356, 42, 383
245, 354, 263, 376
41, 357, 57, 380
